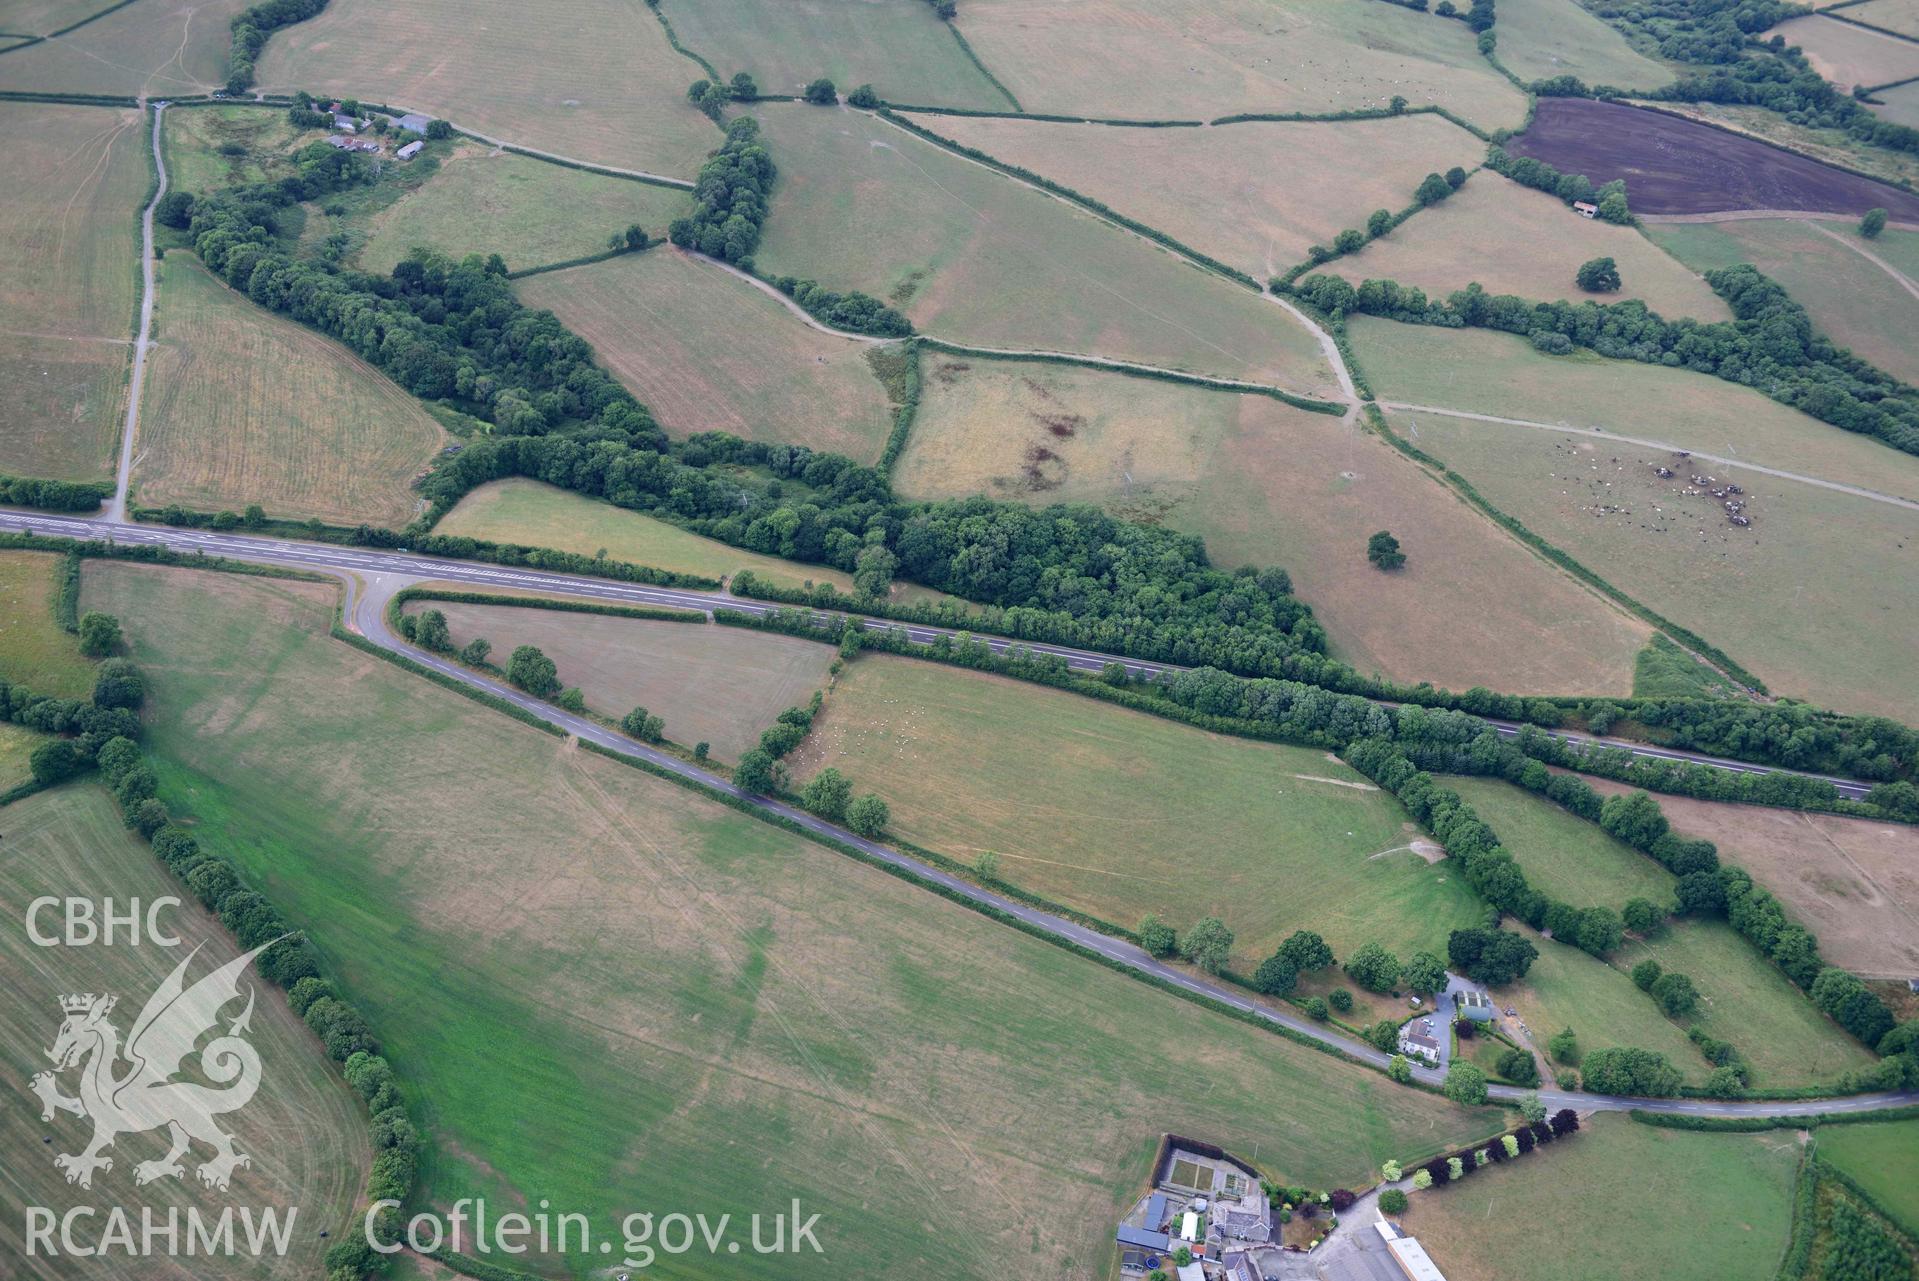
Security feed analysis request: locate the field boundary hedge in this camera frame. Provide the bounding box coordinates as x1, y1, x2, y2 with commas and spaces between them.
876, 107, 1262, 289
878, 102, 1199, 125
504, 239, 656, 280
451, 131, 695, 191
1629, 1103, 1919, 1132
645, 0, 720, 80
915, 337, 1347, 413
941, 22, 1023, 111
391, 585, 705, 623
0, 87, 138, 104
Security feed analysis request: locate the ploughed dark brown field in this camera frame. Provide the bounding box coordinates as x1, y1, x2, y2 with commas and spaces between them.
1508, 99, 1919, 220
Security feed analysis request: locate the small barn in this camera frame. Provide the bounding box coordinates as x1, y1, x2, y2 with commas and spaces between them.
394, 112, 433, 134
1573, 200, 1598, 218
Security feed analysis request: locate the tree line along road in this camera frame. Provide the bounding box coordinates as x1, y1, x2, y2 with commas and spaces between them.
2, 506, 1911, 1117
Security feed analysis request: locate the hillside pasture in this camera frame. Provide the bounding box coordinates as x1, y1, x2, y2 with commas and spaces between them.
1874, 78, 1919, 128
1649, 216, 1919, 384
0, 0, 108, 33
1585, 777, 1919, 980
0, 101, 144, 482
1401, 1116, 1800, 1281
134, 256, 445, 526
84, 561, 1495, 1280
1489, 0, 1675, 89
1505, 923, 1704, 1078
0, 719, 37, 788
0, 550, 92, 698
434, 478, 859, 591
752, 105, 1340, 396
397, 600, 835, 759
789, 652, 1489, 967
908, 112, 1487, 277
1440, 776, 1676, 912
952, 0, 1527, 129
0, 785, 369, 1281
1771, 14, 1919, 91
255, 0, 719, 179
897, 355, 1649, 694
355, 148, 690, 275
659, 0, 1012, 109
0, 0, 250, 94
515, 250, 897, 460
1356, 319, 1919, 497
1329, 172, 1732, 321
1620, 920, 1877, 1086
1361, 365, 1919, 721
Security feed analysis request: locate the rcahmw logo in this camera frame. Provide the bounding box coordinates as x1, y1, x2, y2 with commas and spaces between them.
21, 894, 300, 1259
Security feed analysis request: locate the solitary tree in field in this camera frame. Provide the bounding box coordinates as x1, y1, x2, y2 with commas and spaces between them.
1860, 207, 1888, 239
77, 611, 121, 657
1367, 530, 1405, 570
1651, 970, 1700, 1017
1576, 256, 1621, 293
1548, 1027, 1579, 1064
804, 78, 838, 105
1179, 917, 1235, 974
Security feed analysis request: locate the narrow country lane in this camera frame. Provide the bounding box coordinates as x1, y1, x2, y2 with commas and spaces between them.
110, 99, 166, 522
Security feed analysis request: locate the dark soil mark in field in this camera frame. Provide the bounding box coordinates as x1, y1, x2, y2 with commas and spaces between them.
1508, 99, 1919, 220
1033, 411, 1082, 437
1022, 443, 1065, 490
931, 360, 971, 384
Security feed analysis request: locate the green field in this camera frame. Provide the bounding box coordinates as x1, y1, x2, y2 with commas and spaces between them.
256, 0, 719, 179
435, 478, 858, 592
0, 785, 369, 1281
160, 103, 313, 196
0, 550, 93, 698
1650, 216, 1919, 384
1330, 173, 1731, 321
954, 0, 1527, 129
354, 149, 691, 275
516, 250, 898, 460
1818, 1118, 1919, 1231
398, 599, 836, 760
1441, 776, 1677, 912
660, 0, 1013, 109
1633, 633, 1741, 699
1770, 13, 1919, 93
791, 653, 1488, 967
913, 112, 1486, 277
0, 0, 251, 94
1401, 1115, 1800, 1281
83, 560, 1496, 1278
134, 255, 445, 526
1875, 78, 1919, 128
0, 101, 144, 482
1620, 920, 1877, 1086
751, 104, 1340, 395
898, 354, 1649, 694
1506, 923, 1704, 1080
1491, 0, 1675, 88
0, 0, 111, 33
0, 719, 39, 788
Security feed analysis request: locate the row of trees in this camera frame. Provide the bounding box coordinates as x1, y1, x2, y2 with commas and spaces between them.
668, 117, 775, 265
1294, 261, 1919, 456
1404, 1110, 1581, 1195
1486, 147, 1631, 223
226, 0, 327, 94
0, 473, 110, 512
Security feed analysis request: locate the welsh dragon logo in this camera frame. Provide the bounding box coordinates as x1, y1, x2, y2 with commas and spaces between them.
29, 939, 277, 1193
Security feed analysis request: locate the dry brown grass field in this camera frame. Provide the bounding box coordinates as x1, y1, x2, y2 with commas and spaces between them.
1372, 394, 1919, 722
398, 600, 836, 759
83, 561, 1495, 1279
789, 653, 1489, 967
0, 101, 144, 482
0, 0, 106, 34
255, 0, 719, 179
0, 0, 251, 95
953, 0, 1527, 129
1355, 320, 1919, 498
1770, 13, 1919, 89
516, 250, 898, 461
1650, 217, 1919, 384
0, 784, 370, 1281
133, 255, 445, 525
1875, 78, 1919, 127
1587, 777, 1919, 979
753, 104, 1341, 396
896, 355, 1649, 694
1329, 173, 1732, 321
910, 112, 1486, 277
